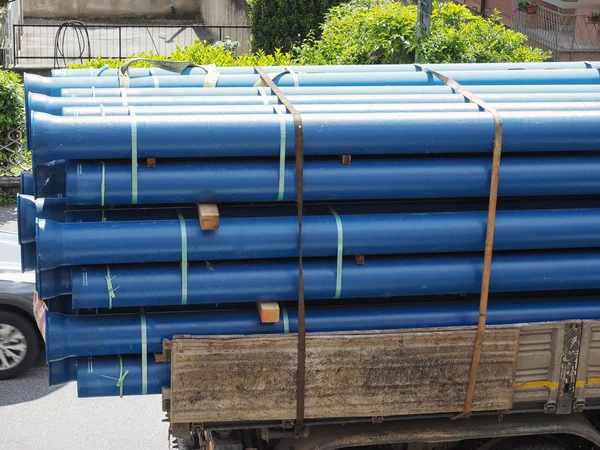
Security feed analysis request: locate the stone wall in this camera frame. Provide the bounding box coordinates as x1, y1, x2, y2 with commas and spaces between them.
23, 0, 249, 25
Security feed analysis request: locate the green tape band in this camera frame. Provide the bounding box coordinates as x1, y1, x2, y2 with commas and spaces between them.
105, 265, 117, 309
91, 86, 96, 97
276, 109, 286, 201
130, 108, 138, 204
95, 65, 110, 77
329, 206, 343, 299
282, 306, 289, 334
257, 87, 270, 105
285, 66, 300, 87
140, 310, 148, 395
177, 210, 188, 305
116, 355, 130, 398
100, 162, 106, 207
101, 162, 107, 222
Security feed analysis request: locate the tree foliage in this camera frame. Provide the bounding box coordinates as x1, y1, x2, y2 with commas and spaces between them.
294, 0, 551, 64
250, 0, 348, 54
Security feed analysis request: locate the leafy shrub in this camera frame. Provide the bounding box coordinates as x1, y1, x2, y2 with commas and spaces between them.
250, 0, 348, 54
294, 0, 551, 64
68, 40, 295, 69
0, 69, 27, 176
421, 4, 550, 63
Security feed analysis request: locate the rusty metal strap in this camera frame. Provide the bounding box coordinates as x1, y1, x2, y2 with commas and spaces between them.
415, 64, 504, 419
254, 66, 306, 435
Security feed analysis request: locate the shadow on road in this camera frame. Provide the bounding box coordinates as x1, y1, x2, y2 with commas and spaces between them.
0, 360, 64, 407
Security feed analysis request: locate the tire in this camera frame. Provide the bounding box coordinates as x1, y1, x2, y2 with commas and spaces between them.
0, 310, 39, 380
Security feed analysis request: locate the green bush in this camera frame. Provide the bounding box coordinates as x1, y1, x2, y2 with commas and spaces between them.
294, 0, 551, 64
68, 40, 295, 69
250, 0, 348, 54
0, 69, 27, 176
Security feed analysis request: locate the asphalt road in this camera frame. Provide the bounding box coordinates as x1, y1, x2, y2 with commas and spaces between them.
0, 206, 170, 449
0, 361, 170, 449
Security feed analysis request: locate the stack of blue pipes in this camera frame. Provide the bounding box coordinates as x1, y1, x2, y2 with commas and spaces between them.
18, 61, 600, 398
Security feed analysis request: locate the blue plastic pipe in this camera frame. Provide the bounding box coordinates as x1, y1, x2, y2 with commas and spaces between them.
33, 209, 600, 270
51, 61, 600, 78
64, 156, 600, 205
18, 196, 67, 243
58, 84, 600, 98
37, 251, 600, 306
22, 70, 600, 96
20, 172, 33, 195
20, 192, 600, 248
20, 242, 36, 272
46, 294, 600, 395
30, 110, 600, 165
45, 296, 600, 361
49, 355, 169, 397
60, 101, 600, 117
29, 92, 600, 117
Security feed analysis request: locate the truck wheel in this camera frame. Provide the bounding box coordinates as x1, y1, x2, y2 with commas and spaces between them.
0, 311, 39, 380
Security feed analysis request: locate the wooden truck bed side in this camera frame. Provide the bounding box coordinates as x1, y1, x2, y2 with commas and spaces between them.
164, 320, 600, 427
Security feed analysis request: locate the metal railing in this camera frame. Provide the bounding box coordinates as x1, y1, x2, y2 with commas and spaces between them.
11, 22, 251, 68
0, 0, 22, 67
511, 0, 600, 58
0, 126, 29, 180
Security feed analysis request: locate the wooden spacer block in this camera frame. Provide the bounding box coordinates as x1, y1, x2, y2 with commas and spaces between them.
161, 387, 171, 412
197, 203, 220, 231
257, 301, 280, 323
341, 154, 352, 165
354, 255, 365, 265
154, 339, 172, 363
147, 157, 156, 168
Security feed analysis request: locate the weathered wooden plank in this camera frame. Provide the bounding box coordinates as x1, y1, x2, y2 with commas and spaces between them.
169, 328, 520, 424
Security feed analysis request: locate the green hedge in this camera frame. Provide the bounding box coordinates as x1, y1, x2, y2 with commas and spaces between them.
250, 0, 348, 53
0, 69, 27, 177
294, 0, 551, 64
68, 40, 295, 69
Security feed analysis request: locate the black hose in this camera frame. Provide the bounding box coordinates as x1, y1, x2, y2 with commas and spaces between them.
54, 20, 91, 68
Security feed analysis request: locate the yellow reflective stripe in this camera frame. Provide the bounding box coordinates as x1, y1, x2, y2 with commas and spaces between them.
515, 378, 600, 390
515, 381, 559, 390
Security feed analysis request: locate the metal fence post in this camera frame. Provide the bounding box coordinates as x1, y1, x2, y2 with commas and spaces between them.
119, 26, 122, 59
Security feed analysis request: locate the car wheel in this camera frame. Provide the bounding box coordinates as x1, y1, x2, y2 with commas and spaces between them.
0, 310, 39, 380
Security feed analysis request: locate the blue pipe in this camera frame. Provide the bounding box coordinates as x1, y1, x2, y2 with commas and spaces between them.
20, 242, 36, 272
60, 101, 600, 117
49, 355, 169, 397
20, 192, 600, 248
48, 356, 78, 385
58, 84, 600, 98
18, 195, 67, 243
45, 296, 600, 361
64, 156, 600, 206
51, 61, 600, 77
30, 110, 600, 165
22, 70, 600, 97
33, 209, 600, 270
37, 251, 600, 306
20, 172, 33, 195
29, 93, 600, 117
